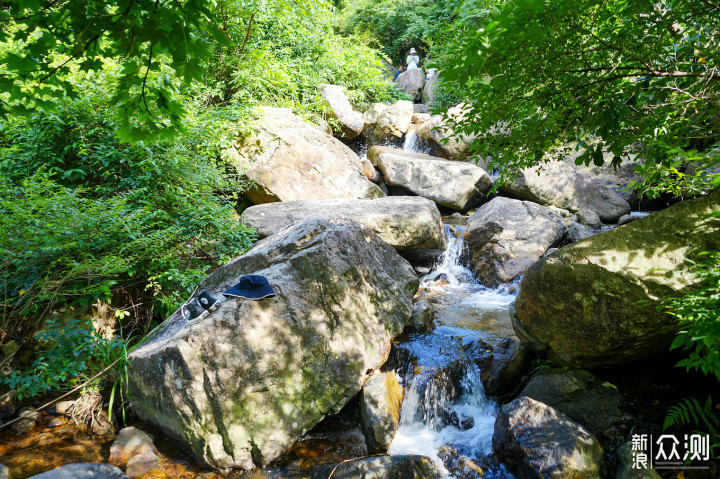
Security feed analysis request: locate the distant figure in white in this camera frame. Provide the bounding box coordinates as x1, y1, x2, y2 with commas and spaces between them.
406, 47, 420, 70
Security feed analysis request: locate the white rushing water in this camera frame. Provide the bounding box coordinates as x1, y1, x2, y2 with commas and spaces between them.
402, 129, 431, 154
388, 226, 517, 477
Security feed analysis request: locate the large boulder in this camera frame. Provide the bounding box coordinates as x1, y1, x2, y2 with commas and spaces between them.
127, 219, 419, 470
373, 147, 492, 211
416, 105, 477, 160
396, 69, 426, 102
362, 101, 414, 145
520, 369, 625, 438
319, 84, 365, 140
225, 107, 384, 204
242, 197, 445, 251
463, 197, 566, 287
512, 189, 720, 368
359, 371, 404, 453
500, 160, 631, 223
493, 396, 604, 479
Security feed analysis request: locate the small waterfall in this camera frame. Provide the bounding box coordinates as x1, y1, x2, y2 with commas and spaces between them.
422, 226, 474, 289
402, 129, 431, 154
389, 226, 516, 477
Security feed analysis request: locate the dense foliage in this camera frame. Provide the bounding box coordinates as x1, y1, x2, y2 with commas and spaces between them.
340, 0, 491, 107
669, 252, 720, 380
0, 97, 257, 345
341, 0, 457, 64
2, 319, 126, 401
0, 0, 227, 142
0, 0, 397, 404
438, 0, 720, 181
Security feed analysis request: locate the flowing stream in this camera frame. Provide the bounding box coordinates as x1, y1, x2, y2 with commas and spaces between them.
384, 135, 517, 476
388, 229, 517, 477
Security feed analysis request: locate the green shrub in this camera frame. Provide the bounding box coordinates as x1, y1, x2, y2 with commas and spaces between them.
1, 318, 127, 401
208, 1, 399, 114
669, 251, 720, 380
0, 100, 257, 346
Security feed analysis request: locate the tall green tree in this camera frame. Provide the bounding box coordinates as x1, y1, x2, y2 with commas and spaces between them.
439, 0, 720, 184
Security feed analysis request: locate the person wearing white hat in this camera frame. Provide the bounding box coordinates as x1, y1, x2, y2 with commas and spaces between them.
406, 48, 420, 70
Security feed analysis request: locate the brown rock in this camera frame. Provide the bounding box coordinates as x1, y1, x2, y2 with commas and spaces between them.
110, 426, 155, 467
362, 158, 383, 183
359, 372, 404, 453
125, 450, 164, 478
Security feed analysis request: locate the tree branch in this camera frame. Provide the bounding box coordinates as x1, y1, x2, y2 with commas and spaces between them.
239, 12, 256, 56
141, 44, 157, 118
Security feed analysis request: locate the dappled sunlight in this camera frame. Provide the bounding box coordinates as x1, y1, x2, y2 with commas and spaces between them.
562, 190, 720, 292
126, 219, 417, 470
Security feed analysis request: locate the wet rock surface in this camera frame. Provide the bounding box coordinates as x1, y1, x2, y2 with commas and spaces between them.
406, 296, 435, 333
493, 396, 605, 479
467, 337, 531, 400
359, 371, 404, 453
311, 454, 441, 479
388, 334, 471, 425
127, 218, 419, 470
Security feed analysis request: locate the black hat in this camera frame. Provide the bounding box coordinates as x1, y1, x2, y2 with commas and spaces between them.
223, 275, 276, 300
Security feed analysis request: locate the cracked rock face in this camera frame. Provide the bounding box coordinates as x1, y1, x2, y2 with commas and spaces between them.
127, 218, 418, 470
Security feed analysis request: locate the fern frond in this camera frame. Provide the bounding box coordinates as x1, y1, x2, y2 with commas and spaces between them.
664, 395, 718, 432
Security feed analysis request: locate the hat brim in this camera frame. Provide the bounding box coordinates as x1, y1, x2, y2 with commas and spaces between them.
223, 284, 276, 300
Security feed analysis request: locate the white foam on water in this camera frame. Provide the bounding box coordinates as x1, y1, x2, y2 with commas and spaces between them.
389, 364, 498, 477
403, 129, 431, 154
390, 226, 517, 476
463, 288, 516, 308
